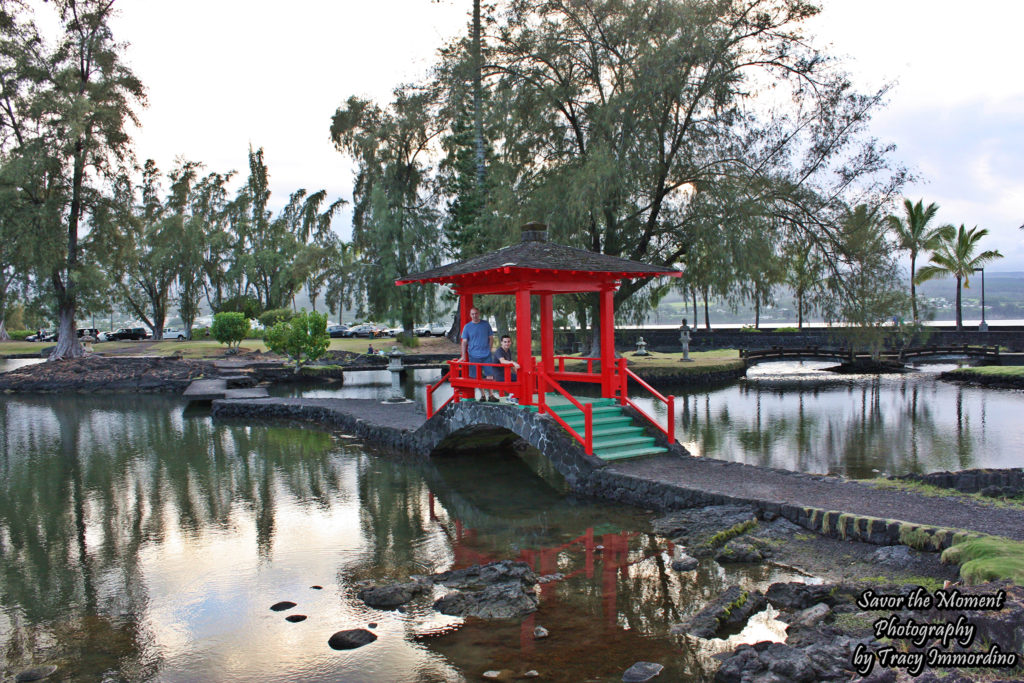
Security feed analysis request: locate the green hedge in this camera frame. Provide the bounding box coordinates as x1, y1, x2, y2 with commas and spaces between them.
6, 329, 33, 341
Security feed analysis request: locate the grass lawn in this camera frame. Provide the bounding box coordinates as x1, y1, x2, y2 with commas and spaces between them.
3, 337, 740, 371
0, 335, 462, 359
947, 365, 1024, 377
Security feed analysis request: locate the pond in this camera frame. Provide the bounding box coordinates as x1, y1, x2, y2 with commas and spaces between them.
272, 361, 1024, 479
0, 394, 807, 682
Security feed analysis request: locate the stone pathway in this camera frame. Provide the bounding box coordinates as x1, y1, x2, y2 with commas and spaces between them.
210, 396, 1024, 543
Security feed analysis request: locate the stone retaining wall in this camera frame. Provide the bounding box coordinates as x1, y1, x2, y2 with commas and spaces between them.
894, 468, 1024, 496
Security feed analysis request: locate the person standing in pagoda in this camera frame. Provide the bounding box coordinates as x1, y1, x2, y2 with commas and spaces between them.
461, 307, 497, 402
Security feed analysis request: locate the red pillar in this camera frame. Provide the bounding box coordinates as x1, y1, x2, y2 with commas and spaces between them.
516, 288, 533, 404
457, 293, 474, 400
540, 293, 554, 375
600, 285, 616, 398
459, 293, 474, 331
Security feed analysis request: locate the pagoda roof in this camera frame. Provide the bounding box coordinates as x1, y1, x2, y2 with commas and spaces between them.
397, 224, 680, 292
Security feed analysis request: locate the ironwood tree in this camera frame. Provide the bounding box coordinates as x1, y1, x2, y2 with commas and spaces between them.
428, 0, 905, 344
0, 0, 145, 359
330, 92, 445, 333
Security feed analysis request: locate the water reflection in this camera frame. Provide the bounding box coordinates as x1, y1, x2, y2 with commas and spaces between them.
0, 395, 805, 681
668, 362, 1023, 477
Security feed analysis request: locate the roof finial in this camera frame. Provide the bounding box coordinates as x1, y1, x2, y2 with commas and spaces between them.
521, 222, 548, 242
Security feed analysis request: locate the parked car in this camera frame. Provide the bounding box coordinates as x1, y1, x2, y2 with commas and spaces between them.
347, 323, 378, 338
77, 328, 100, 341
25, 330, 53, 342
415, 322, 449, 337
162, 327, 187, 340
384, 326, 404, 337
327, 324, 350, 338
107, 327, 149, 341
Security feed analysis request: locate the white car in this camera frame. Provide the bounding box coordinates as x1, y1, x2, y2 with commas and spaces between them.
163, 327, 187, 340
415, 322, 449, 337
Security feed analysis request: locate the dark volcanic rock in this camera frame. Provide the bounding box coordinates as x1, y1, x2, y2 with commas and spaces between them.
651, 505, 757, 547
677, 586, 766, 638
622, 661, 664, 682
285, 614, 307, 623
433, 580, 538, 619
328, 629, 377, 650
14, 666, 58, 682
432, 560, 538, 589
715, 538, 770, 563
356, 578, 431, 609
0, 355, 218, 393
270, 601, 296, 611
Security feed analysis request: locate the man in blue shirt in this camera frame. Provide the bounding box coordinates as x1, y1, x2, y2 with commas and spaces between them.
460, 307, 496, 402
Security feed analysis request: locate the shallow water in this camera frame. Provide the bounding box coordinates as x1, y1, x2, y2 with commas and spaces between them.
0, 394, 806, 681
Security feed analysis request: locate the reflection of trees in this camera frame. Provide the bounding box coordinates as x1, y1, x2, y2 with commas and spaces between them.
0, 395, 344, 675
674, 376, 979, 477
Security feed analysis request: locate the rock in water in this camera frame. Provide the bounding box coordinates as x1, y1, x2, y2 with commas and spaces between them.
622, 661, 663, 682
434, 581, 538, 619
285, 614, 307, 623
328, 629, 378, 650
356, 578, 430, 609
533, 625, 549, 639
270, 601, 296, 611
15, 666, 58, 682
671, 554, 699, 571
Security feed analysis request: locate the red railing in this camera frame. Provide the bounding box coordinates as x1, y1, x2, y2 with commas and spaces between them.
537, 370, 593, 454
425, 369, 456, 418
617, 358, 675, 444
550, 355, 603, 383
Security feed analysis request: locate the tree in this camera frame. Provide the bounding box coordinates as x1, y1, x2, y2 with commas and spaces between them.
210, 311, 249, 352
331, 92, 444, 334
431, 0, 904, 349
915, 224, 1003, 330
96, 159, 182, 340
886, 199, 942, 321
823, 204, 911, 359
0, 0, 145, 360
265, 310, 329, 373
783, 239, 827, 329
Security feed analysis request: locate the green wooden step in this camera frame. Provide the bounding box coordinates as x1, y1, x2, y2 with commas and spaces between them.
591, 425, 646, 439
598, 446, 669, 461
593, 435, 657, 451
562, 415, 632, 429
549, 405, 623, 419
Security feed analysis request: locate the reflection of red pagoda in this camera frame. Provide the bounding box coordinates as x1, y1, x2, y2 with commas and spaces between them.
428, 493, 675, 651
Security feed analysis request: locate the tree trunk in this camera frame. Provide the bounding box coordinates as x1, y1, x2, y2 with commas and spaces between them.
49, 302, 84, 360
955, 275, 963, 330
692, 291, 698, 323
702, 289, 710, 330
797, 290, 804, 329
472, 0, 485, 192
754, 298, 760, 329
0, 318, 9, 341
909, 252, 918, 322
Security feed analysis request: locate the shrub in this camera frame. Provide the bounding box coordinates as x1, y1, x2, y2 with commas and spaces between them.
217, 295, 263, 320
258, 307, 295, 329
265, 310, 329, 372
774, 326, 799, 333
7, 329, 33, 341
210, 312, 250, 351
739, 325, 761, 333
396, 332, 419, 348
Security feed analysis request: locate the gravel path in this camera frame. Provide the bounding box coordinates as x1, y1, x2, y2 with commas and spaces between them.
610, 455, 1024, 541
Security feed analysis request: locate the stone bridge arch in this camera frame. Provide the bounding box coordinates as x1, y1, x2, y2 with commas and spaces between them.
412, 401, 605, 489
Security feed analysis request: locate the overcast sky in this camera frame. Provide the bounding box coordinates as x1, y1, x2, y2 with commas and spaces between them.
104, 0, 1024, 271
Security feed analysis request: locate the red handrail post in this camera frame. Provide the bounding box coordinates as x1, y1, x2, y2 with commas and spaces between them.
584, 402, 593, 455
667, 394, 675, 443
426, 384, 434, 418
617, 358, 628, 405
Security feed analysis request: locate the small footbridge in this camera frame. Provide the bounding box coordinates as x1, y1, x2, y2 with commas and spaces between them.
740, 344, 1000, 368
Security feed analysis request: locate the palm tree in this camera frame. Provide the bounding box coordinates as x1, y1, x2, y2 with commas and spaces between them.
915, 224, 1003, 330
887, 199, 942, 321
